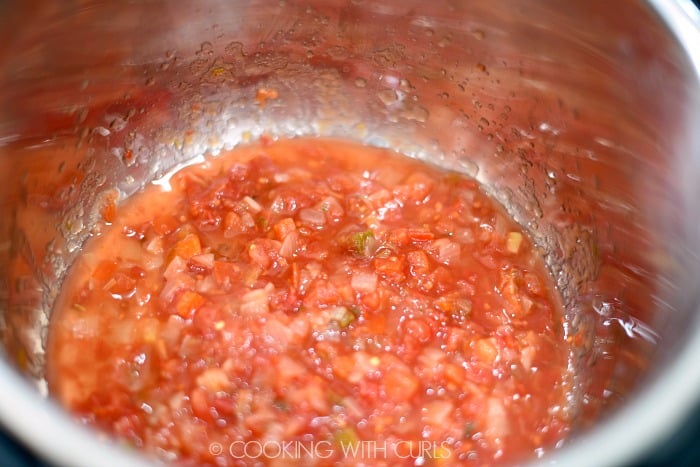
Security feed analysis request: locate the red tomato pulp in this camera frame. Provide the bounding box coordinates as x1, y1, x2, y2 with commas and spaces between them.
47, 138, 572, 466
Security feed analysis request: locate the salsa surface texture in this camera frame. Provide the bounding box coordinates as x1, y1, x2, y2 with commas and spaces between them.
47, 138, 572, 465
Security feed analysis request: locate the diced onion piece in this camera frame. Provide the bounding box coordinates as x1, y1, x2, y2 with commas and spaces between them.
196, 368, 230, 392
474, 338, 499, 364
240, 212, 256, 229
240, 283, 273, 315
191, 253, 215, 269
273, 217, 297, 240
279, 230, 299, 258
430, 238, 461, 265
485, 398, 510, 439
144, 236, 164, 255
142, 254, 164, 271
242, 196, 263, 213
163, 256, 188, 281
506, 231, 523, 254
351, 271, 377, 294
422, 400, 454, 427
299, 208, 327, 227
521, 345, 537, 371
318, 196, 344, 220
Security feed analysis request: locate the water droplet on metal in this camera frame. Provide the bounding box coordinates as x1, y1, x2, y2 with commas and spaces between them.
399, 105, 429, 123
377, 89, 398, 105
197, 41, 214, 56
457, 157, 479, 178
399, 78, 413, 92
472, 29, 485, 40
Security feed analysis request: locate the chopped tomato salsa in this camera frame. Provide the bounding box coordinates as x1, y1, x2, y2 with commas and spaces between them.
47, 138, 572, 465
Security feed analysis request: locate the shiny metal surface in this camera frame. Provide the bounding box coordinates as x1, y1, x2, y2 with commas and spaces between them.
0, 1, 698, 466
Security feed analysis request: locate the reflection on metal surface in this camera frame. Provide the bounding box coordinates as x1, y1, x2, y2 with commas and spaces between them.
0, 1, 698, 466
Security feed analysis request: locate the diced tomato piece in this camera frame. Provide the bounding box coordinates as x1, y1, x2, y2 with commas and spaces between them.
192, 305, 218, 334
383, 365, 420, 402
190, 387, 211, 420
403, 318, 432, 344
101, 198, 116, 224
172, 232, 202, 260
407, 228, 435, 242
373, 255, 405, 281
91, 260, 117, 286
175, 290, 205, 318
196, 368, 230, 392
474, 338, 499, 365
407, 250, 431, 276
213, 261, 240, 288
247, 238, 283, 270
152, 214, 179, 236
272, 217, 297, 240
393, 172, 434, 204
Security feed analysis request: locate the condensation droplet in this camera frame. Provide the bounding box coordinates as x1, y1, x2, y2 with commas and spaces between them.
92, 126, 111, 136
197, 41, 214, 56
399, 105, 429, 123
225, 41, 245, 56
458, 157, 479, 178
472, 29, 485, 40
377, 89, 399, 105
399, 78, 412, 92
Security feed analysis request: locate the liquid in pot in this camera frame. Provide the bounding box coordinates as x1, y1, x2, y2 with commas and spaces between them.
47, 138, 573, 465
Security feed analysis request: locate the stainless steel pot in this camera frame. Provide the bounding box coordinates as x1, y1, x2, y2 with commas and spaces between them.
0, 1, 698, 466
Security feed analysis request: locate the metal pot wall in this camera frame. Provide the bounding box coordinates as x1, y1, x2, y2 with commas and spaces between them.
0, 1, 698, 466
